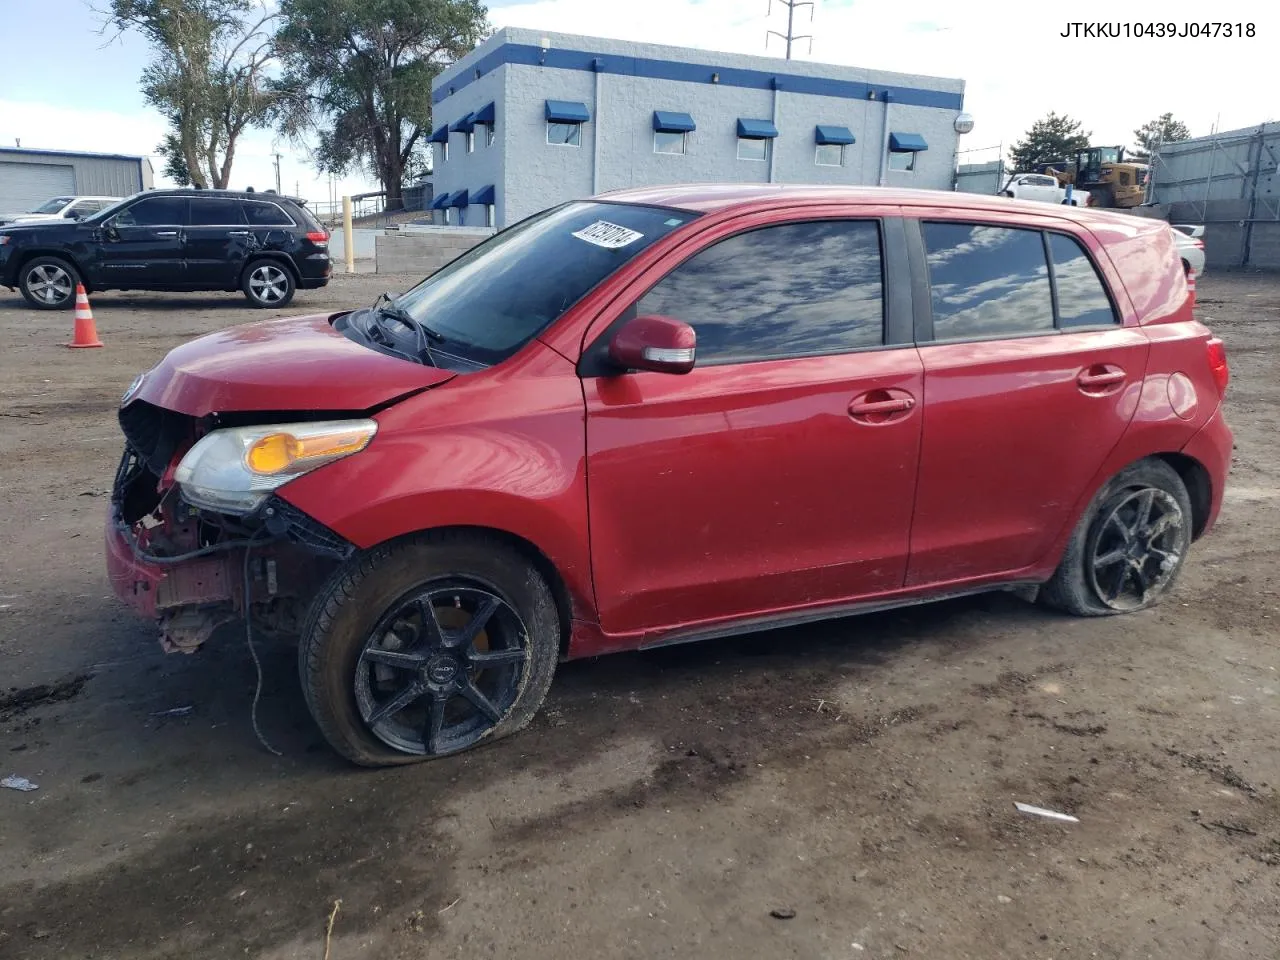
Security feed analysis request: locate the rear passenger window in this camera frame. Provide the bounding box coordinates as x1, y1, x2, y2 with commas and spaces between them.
636, 220, 884, 364
1048, 233, 1117, 327
190, 198, 248, 226
242, 201, 293, 226
923, 223, 1054, 340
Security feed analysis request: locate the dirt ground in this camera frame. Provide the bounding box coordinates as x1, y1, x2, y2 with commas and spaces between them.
1, 271, 1278, 960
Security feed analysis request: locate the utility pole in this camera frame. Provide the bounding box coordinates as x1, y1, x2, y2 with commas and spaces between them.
766, 0, 813, 60
272, 153, 282, 194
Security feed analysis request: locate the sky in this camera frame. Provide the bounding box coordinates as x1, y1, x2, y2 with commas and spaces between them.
0, 0, 1272, 204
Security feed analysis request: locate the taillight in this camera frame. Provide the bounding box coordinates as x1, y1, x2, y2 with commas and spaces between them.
306, 230, 329, 243
1193, 238, 1204, 249
1206, 337, 1229, 396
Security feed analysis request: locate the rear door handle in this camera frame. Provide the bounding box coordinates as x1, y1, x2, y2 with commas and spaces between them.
155, 230, 179, 237
1077, 366, 1126, 392
228, 230, 250, 236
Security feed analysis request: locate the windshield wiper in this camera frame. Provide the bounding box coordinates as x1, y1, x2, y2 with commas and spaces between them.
373, 292, 445, 343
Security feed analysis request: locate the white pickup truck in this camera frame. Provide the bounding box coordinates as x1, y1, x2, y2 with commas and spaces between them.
1000, 173, 1084, 206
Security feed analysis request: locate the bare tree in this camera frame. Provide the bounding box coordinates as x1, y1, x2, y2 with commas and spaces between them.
104, 0, 278, 189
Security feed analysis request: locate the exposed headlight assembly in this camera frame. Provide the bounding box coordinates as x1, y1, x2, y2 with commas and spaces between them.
175, 419, 377, 515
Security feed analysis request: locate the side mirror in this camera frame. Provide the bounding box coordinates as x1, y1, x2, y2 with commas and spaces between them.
608, 314, 697, 375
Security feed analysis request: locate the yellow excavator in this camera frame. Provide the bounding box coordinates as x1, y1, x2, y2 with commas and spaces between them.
1034, 146, 1150, 208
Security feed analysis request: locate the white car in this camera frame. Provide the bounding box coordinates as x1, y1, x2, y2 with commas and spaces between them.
1171, 226, 1206, 276
1000, 173, 1084, 206
0, 195, 121, 226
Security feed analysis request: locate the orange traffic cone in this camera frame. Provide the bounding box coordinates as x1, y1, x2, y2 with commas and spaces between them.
67, 284, 103, 348
1186, 269, 1197, 310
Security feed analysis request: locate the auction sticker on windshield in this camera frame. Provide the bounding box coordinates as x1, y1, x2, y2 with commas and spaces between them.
572, 221, 645, 249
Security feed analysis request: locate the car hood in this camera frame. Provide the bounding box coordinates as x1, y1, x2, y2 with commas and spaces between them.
131, 313, 456, 417
0, 212, 60, 223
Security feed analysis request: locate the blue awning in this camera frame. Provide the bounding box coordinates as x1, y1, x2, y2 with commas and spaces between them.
430, 193, 450, 209
545, 100, 590, 123
472, 102, 496, 125
471, 184, 495, 205
450, 113, 476, 133
448, 189, 470, 208
889, 132, 929, 152
427, 124, 449, 143
653, 111, 696, 133
736, 118, 778, 139
815, 124, 855, 145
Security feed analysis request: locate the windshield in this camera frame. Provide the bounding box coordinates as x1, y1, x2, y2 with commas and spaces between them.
31, 197, 74, 214
392, 201, 700, 365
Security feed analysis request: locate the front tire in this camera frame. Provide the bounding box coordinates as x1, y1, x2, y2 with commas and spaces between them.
19, 256, 80, 310
1041, 459, 1193, 617
299, 532, 561, 767
242, 259, 296, 308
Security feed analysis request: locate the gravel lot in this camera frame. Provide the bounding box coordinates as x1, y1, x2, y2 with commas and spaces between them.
1, 271, 1278, 960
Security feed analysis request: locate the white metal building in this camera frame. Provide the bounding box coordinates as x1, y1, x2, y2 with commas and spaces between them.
428, 28, 968, 228
0, 147, 154, 214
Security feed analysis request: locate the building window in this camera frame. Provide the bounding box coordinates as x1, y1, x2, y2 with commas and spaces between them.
654, 130, 687, 155
889, 150, 916, 172
485, 204, 495, 228
486, 125, 495, 147
547, 122, 581, 146
466, 131, 475, 153
815, 143, 845, 167
737, 137, 768, 162
440, 141, 448, 163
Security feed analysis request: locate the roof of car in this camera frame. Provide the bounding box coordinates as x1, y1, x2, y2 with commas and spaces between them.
143, 188, 306, 203
594, 183, 1163, 230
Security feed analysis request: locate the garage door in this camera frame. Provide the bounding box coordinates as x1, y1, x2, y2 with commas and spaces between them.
0, 162, 76, 214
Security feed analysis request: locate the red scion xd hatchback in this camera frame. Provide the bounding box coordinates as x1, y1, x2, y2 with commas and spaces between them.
107, 185, 1232, 766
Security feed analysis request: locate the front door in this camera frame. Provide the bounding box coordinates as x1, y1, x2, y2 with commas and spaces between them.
94, 195, 188, 288
904, 216, 1150, 587
184, 196, 251, 286
583, 214, 924, 639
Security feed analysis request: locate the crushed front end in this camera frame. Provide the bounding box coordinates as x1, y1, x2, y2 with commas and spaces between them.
107, 398, 357, 654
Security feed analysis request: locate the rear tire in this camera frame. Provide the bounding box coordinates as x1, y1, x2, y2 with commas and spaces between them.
1041, 459, 1193, 617
241, 259, 296, 308
299, 532, 561, 767
19, 256, 80, 310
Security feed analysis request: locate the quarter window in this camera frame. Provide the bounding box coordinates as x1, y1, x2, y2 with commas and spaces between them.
189, 198, 248, 226
737, 137, 768, 162
635, 220, 884, 365
654, 130, 687, 155
242, 201, 293, 226
815, 143, 845, 167
1048, 233, 1117, 327
922, 223, 1054, 340
547, 122, 581, 146
115, 196, 189, 226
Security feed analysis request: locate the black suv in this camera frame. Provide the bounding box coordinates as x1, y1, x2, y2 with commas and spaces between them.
0, 188, 331, 310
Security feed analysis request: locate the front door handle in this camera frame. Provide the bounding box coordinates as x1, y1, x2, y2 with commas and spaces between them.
155, 230, 179, 237
1077, 365, 1126, 394
228, 230, 250, 236
850, 397, 914, 415
849, 388, 917, 424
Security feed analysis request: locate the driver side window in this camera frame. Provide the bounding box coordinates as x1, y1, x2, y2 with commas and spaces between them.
114, 197, 189, 227
633, 219, 885, 365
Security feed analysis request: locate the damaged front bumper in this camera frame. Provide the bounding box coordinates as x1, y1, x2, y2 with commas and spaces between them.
106, 447, 354, 654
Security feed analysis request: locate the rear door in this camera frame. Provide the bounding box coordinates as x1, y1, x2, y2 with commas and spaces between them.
903, 213, 1149, 587
582, 209, 925, 638
94, 196, 188, 288
184, 197, 250, 286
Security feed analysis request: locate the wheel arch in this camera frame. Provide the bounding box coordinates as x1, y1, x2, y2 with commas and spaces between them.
239, 251, 299, 285
1153, 451, 1212, 540
15, 249, 89, 289
361, 524, 577, 659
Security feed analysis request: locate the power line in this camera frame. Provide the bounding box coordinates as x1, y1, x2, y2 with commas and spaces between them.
766, 0, 813, 60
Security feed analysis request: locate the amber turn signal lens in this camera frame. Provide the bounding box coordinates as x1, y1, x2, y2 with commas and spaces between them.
245, 428, 373, 475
